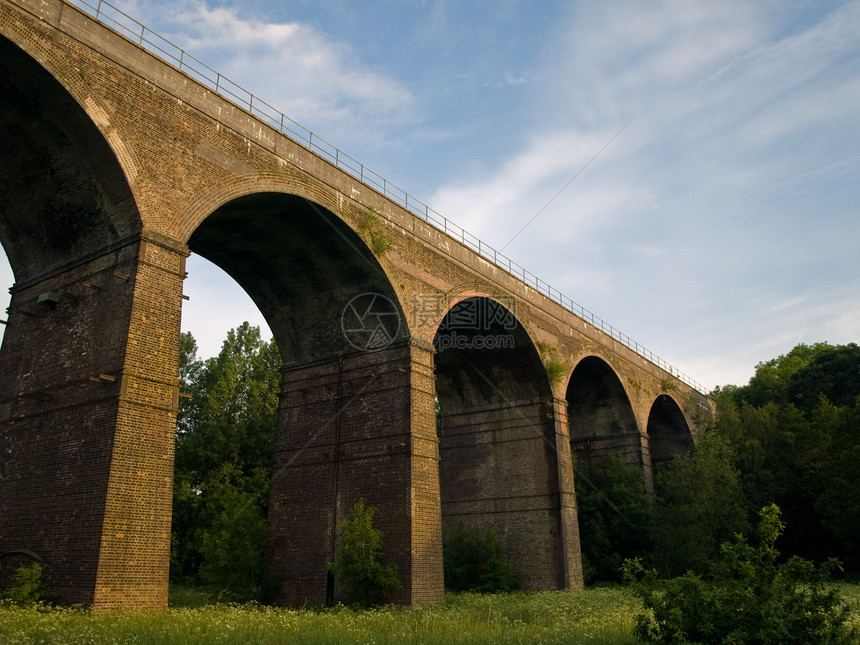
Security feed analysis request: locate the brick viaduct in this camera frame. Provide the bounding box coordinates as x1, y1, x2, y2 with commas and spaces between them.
0, 0, 712, 610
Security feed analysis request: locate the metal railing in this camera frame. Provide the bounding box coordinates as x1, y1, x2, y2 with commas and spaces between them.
65, 0, 707, 394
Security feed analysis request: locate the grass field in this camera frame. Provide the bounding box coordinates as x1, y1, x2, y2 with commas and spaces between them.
1, 584, 858, 645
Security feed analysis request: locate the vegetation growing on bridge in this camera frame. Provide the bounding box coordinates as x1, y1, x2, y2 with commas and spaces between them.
535, 340, 569, 386
357, 207, 393, 255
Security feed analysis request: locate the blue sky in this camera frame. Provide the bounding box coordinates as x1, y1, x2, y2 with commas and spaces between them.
3, 0, 859, 391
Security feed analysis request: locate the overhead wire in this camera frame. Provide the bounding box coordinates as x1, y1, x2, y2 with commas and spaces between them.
500, 121, 632, 253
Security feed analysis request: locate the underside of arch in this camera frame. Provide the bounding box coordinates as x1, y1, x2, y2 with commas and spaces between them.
647, 394, 693, 467
566, 356, 648, 486
187, 192, 405, 364
567, 357, 639, 442
0, 35, 139, 283
434, 297, 576, 590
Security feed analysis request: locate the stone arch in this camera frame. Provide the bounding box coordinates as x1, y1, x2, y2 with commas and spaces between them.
0, 34, 141, 282
566, 355, 647, 478
185, 190, 407, 364
183, 191, 444, 605
566, 356, 642, 465
433, 296, 573, 590
646, 394, 693, 468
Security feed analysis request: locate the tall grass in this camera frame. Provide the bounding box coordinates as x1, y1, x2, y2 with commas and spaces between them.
840, 583, 860, 633
3, 584, 857, 644
0, 587, 639, 645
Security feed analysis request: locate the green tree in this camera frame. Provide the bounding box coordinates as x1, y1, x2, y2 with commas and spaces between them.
816, 402, 860, 571
328, 499, 400, 607
650, 432, 749, 576
574, 452, 653, 583
176, 323, 281, 480
170, 323, 281, 599
787, 343, 860, 413
712, 342, 860, 571
176, 331, 203, 438
196, 464, 270, 601
735, 343, 824, 407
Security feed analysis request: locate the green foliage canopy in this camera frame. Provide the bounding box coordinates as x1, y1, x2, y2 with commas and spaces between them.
714, 342, 860, 569
171, 324, 281, 600
650, 432, 750, 577
573, 453, 653, 584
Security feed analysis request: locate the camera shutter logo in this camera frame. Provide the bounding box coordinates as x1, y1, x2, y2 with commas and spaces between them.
341, 293, 401, 351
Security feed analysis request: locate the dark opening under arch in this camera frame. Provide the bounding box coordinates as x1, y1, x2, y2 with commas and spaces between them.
434, 297, 568, 590
0, 35, 139, 283
646, 394, 693, 467
566, 356, 641, 467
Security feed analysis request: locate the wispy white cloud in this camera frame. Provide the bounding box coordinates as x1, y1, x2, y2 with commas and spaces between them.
419, 0, 859, 389
118, 0, 416, 148
429, 127, 642, 246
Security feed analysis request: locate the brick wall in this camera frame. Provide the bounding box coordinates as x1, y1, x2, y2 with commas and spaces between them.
0, 234, 186, 608
439, 398, 567, 590
266, 339, 444, 606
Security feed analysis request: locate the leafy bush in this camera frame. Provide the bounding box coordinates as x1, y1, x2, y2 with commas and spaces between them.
443, 523, 519, 593
1, 562, 50, 606
625, 504, 859, 644
328, 499, 400, 607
